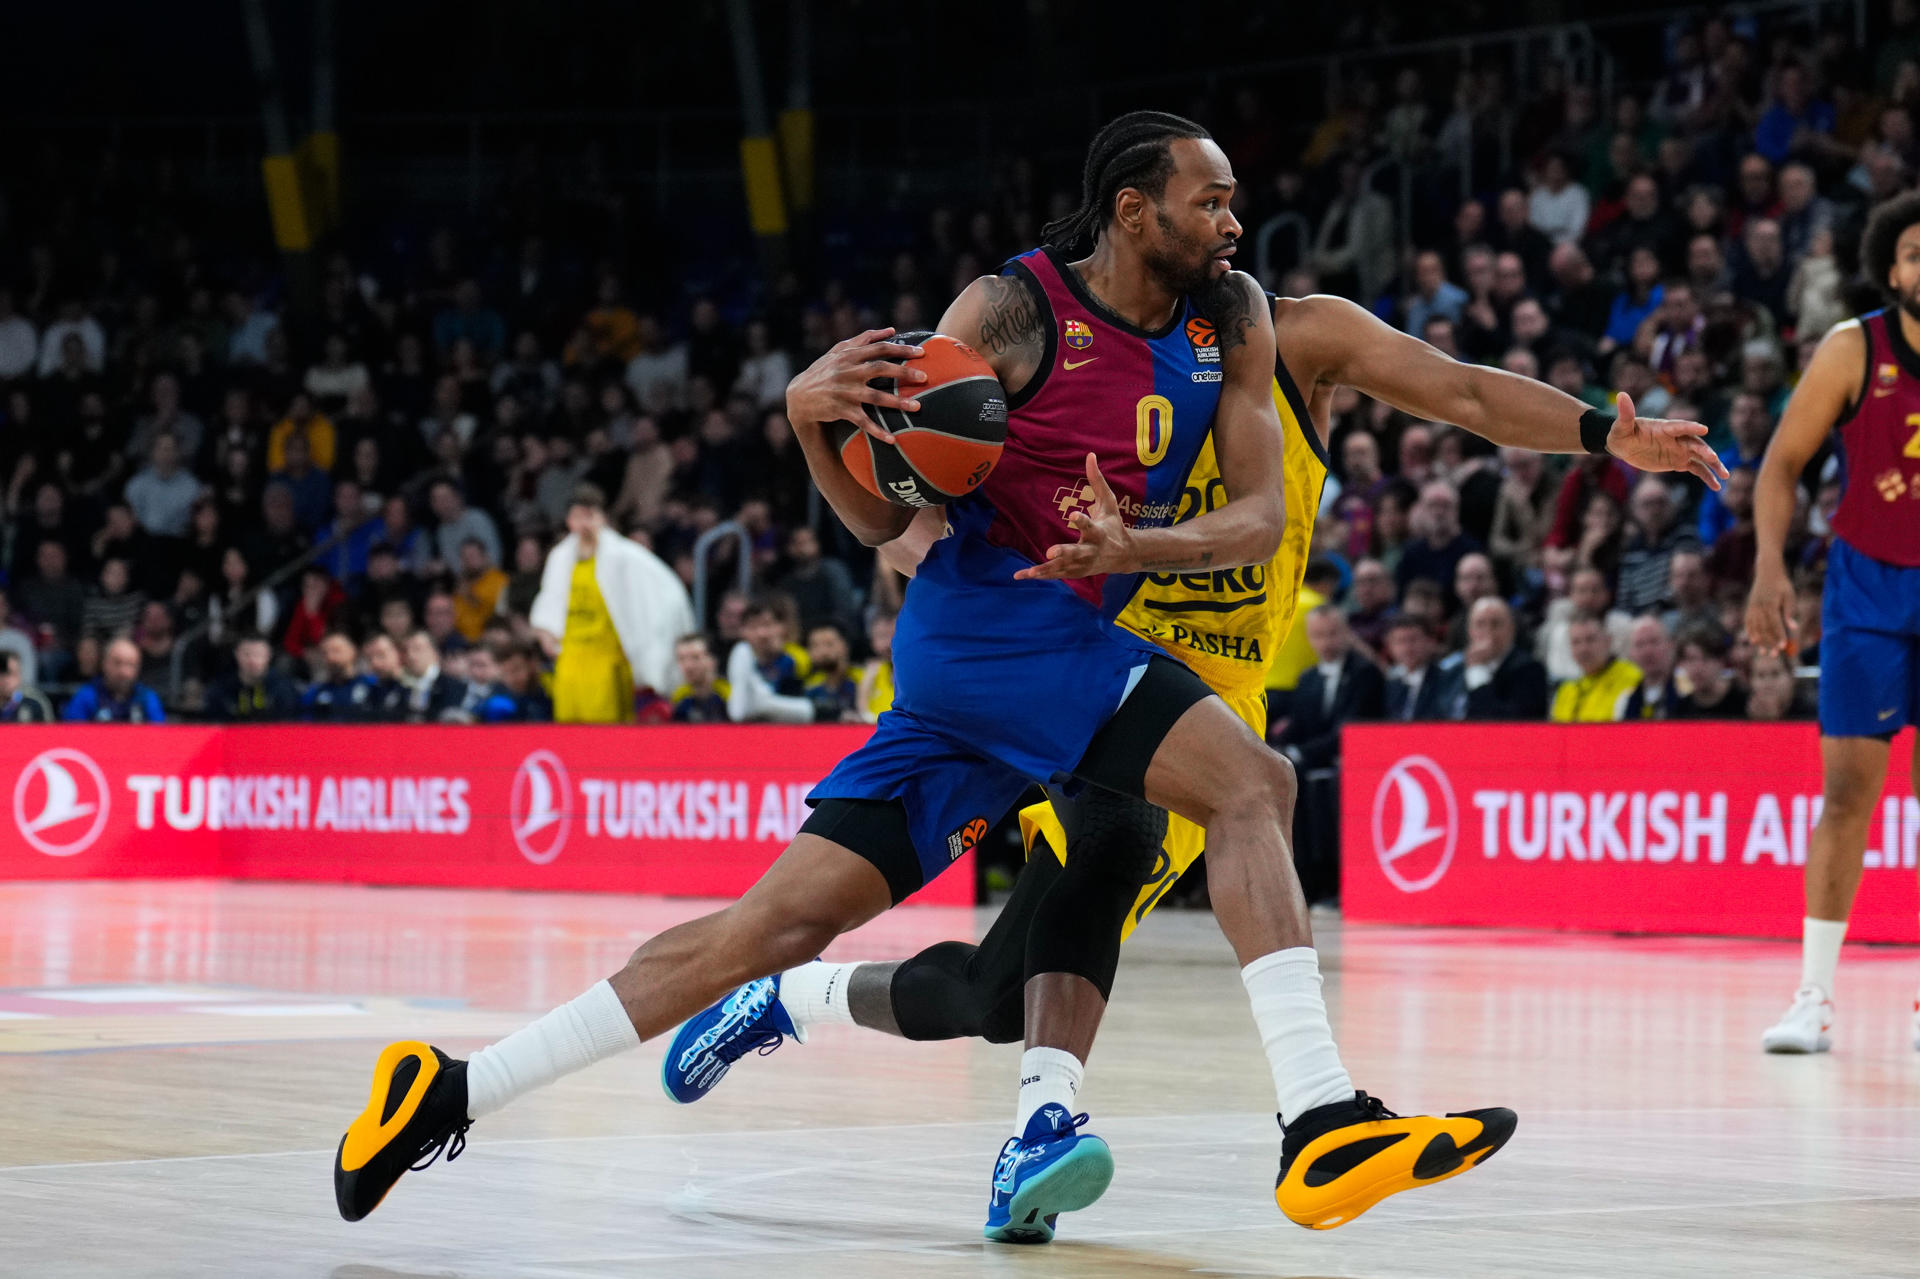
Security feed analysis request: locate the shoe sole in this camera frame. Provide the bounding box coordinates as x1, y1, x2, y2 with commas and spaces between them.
1762, 1037, 1831, 1054
1279, 1110, 1517, 1230
983, 1137, 1115, 1245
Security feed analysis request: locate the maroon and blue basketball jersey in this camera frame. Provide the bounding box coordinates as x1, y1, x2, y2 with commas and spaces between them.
928, 245, 1224, 619
1832, 309, 1920, 567
1817, 309, 1920, 740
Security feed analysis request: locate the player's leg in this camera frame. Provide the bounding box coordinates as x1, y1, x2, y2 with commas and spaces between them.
1765, 596, 1912, 1053
1911, 727, 1920, 1050
333, 826, 896, 1220
663, 835, 1056, 1107
1761, 735, 1889, 1052
1083, 657, 1513, 1229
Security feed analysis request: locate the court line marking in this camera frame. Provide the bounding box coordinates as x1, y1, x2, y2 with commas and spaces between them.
9, 1105, 1920, 1174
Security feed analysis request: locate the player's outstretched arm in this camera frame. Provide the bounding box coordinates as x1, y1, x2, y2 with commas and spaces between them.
1746, 319, 1862, 652
786, 328, 927, 547
1278, 295, 1728, 488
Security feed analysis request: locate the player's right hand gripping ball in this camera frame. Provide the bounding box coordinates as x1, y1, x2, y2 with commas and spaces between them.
830, 332, 1007, 507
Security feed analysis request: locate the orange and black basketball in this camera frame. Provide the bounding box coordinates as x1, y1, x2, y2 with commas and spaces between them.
829, 332, 1008, 508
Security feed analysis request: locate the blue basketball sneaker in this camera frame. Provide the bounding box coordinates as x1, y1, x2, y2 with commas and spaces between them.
661, 975, 805, 1104
982, 1105, 1114, 1244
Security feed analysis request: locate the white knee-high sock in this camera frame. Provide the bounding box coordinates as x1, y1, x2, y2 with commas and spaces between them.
1801, 917, 1847, 996
1242, 948, 1356, 1127
779, 961, 864, 1031
1014, 1046, 1083, 1135
464, 980, 640, 1119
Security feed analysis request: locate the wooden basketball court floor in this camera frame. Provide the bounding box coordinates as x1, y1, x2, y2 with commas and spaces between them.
2, 880, 1919, 1278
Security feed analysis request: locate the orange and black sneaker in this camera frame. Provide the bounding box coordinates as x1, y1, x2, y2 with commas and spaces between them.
334, 1041, 473, 1222
1274, 1090, 1515, 1230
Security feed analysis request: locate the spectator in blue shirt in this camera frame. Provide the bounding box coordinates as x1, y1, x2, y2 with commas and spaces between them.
1697, 390, 1775, 544
1603, 247, 1664, 351
64, 637, 165, 722
316, 478, 380, 585
301, 631, 375, 721
432, 280, 506, 361
1401, 251, 1469, 337
1754, 62, 1836, 165
475, 642, 553, 723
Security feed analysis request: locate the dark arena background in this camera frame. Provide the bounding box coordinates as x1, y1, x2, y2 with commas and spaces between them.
1, 2, 1918, 1275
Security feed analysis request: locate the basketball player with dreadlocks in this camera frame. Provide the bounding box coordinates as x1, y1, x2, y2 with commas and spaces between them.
662, 135, 1727, 1241
334, 109, 1532, 1242
1753, 192, 1920, 1055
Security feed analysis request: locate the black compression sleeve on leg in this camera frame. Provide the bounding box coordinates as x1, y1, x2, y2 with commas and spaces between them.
889, 831, 1065, 1043
1024, 785, 1169, 1000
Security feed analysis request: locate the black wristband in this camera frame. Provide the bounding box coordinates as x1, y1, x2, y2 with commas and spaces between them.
1579, 408, 1615, 455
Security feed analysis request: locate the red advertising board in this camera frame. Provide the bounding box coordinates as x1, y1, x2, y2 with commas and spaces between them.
1342, 723, 1919, 941
1, 725, 974, 906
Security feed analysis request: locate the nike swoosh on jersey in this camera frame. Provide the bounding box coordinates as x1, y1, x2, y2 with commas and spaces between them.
1063, 357, 1098, 370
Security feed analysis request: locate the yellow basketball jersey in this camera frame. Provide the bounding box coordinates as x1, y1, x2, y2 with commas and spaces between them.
1113, 369, 1328, 697
1022, 358, 1329, 940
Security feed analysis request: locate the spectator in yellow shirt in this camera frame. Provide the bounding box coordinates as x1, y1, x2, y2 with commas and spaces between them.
1551, 612, 1643, 723
1267, 560, 1342, 696
452, 538, 508, 641
857, 609, 896, 723
267, 392, 337, 472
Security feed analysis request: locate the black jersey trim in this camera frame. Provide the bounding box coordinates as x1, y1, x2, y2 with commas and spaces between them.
1040, 245, 1185, 340
1877, 305, 1920, 383
1000, 259, 1057, 414
1267, 293, 1332, 472
1140, 593, 1269, 614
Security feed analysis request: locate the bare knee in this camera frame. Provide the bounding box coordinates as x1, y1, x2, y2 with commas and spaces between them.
1218, 751, 1296, 823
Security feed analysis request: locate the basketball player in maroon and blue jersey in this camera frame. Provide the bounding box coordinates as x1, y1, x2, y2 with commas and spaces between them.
1753, 192, 1920, 1055
332, 112, 1509, 1241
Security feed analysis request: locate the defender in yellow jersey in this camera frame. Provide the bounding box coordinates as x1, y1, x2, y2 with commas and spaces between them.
638, 286, 1725, 1236
1019, 357, 1329, 938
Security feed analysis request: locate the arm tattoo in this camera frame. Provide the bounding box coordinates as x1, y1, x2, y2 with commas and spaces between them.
1140, 550, 1215, 572
1199, 273, 1259, 355
977, 275, 1044, 358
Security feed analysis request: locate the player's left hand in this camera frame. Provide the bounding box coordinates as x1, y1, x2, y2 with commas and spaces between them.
1604, 393, 1731, 490
1015, 453, 1136, 581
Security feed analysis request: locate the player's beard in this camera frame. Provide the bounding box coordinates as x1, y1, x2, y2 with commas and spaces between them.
1899, 282, 1920, 324
1144, 210, 1218, 297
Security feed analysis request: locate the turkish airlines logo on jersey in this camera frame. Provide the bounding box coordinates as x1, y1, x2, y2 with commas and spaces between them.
510, 750, 571, 864
14, 748, 111, 857
1371, 755, 1457, 893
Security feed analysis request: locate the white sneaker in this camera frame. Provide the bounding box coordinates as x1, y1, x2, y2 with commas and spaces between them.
1761, 986, 1834, 1054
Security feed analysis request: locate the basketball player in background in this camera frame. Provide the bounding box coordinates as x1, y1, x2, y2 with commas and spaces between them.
1752, 192, 1920, 1054
667, 204, 1726, 1246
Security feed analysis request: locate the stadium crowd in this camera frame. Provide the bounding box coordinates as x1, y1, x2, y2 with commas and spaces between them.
0, 4, 1902, 734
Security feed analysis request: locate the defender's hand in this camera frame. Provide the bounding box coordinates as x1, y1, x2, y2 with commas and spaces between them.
1015, 453, 1136, 581
1605, 393, 1731, 490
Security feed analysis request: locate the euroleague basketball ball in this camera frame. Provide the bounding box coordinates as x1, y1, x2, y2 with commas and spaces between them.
829, 332, 1008, 507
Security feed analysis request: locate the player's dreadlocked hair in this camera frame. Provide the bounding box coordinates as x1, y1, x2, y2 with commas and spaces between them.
1043, 111, 1213, 253
1862, 190, 1920, 295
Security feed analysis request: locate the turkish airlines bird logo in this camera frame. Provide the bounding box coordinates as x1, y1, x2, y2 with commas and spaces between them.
14, 749, 110, 857
510, 750, 571, 864
1370, 756, 1457, 893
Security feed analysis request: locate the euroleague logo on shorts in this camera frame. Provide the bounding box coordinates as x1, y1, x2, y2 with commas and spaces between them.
510, 749, 571, 864
1370, 755, 1457, 893
1186, 317, 1220, 364
13, 748, 111, 857
946, 815, 990, 862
